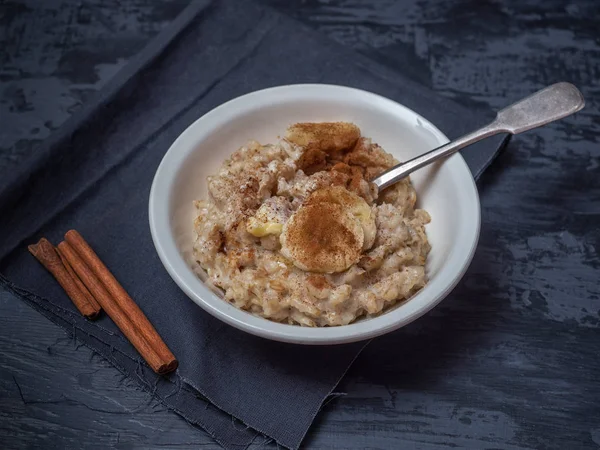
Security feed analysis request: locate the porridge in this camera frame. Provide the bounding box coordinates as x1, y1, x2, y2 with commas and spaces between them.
193, 122, 431, 327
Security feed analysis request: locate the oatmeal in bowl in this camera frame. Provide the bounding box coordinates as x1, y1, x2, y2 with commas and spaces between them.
193, 122, 431, 327
149, 84, 481, 344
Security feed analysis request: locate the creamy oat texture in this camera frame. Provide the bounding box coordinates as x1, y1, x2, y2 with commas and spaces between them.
193, 123, 431, 326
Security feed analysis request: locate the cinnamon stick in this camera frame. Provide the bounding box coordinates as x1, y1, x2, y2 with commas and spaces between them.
57, 240, 174, 374
56, 246, 101, 313
61, 231, 178, 374
28, 238, 101, 320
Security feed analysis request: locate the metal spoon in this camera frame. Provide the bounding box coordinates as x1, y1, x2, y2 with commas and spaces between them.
372, 82, 585, 191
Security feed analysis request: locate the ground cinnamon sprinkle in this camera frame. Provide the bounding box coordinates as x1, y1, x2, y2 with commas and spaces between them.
307, 274, 331, 290
331, 162, 353, 175
347, 165, 366, 194
296, 145, 328, 175
282, 202, 362, 273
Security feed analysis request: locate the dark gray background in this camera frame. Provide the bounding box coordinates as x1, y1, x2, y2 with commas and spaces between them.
1, 0, 599, 448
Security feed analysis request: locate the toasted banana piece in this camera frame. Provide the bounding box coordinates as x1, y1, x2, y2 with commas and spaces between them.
306, 186, 376, 250
280, 202, 363, 273
285, 122, 360, 153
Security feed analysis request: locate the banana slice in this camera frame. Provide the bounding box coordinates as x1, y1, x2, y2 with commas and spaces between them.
247, 220, 283, 237
306, 186, 376, 250
246, 197, 291, 237
280, 202, 363, 273
285, 122, 361, 153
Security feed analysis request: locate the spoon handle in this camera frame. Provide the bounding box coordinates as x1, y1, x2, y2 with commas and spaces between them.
372, 82, 585, 191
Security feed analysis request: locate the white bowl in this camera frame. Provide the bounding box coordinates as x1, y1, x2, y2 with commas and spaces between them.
149, 84, 480, 345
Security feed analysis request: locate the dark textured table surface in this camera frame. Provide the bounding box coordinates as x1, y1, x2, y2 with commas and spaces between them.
1, 1, 599, 448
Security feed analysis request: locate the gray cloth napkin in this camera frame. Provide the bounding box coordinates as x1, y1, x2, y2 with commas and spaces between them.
0, 0, 510, 448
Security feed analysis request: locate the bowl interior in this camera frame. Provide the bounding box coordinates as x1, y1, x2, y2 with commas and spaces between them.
150, 85, 479, 344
